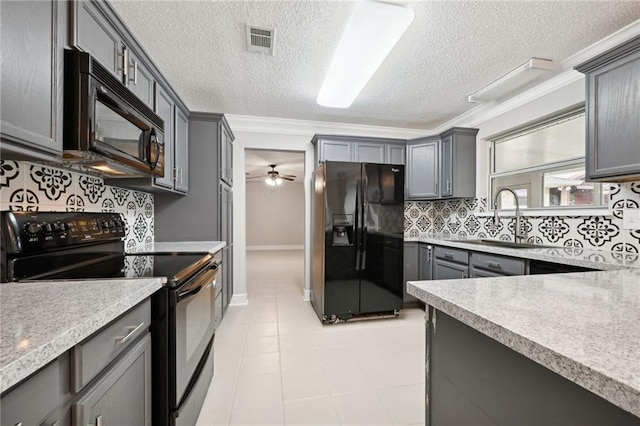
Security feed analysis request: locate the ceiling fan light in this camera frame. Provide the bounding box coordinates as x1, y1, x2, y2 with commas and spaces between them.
316, 1, 414, 108
266, 177, 275, 186
276, 177, 282, 185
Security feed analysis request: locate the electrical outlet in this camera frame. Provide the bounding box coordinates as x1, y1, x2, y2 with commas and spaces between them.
622, 209, 640, 230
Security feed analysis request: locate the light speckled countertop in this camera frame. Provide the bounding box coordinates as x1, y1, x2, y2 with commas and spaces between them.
408, 269, 640, 417
127, 240, 226, 254
407, 235, 640, 270
0, 278, 164, 394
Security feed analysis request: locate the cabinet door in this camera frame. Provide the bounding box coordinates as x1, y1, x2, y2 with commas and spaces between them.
174, 107, 189, 192
126, 49, 154, 109
403, 243, 419, 303
418, 244, 433, 280
74, 0, 121, 78
387, 145, 406, 165
433, 259, 468, 280
440, 135, 453, 197
154, 85, 175, 189
354, 142, 385, 164
220, 125, 233, 186
586, 50, 640, 180
1, 0, 61, 155
318, 140, 353, 163
469, 267, 506, 278
407, 140, 439, 199
72, 333, 151, 426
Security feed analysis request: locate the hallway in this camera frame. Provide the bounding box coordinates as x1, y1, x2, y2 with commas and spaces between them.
196, 250, 425, 425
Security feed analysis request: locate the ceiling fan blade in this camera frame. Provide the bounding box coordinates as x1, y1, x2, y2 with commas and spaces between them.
281, 176, 296, 181
246, 175, 265, 180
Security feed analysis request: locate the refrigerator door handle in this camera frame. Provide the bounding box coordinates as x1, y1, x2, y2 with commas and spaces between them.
360, 177, 367, 271
355, 177, 362, 271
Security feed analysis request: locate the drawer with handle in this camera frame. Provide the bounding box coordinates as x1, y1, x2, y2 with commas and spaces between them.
470, 252, 526, 276
434, 246, 468, 265
70, 299, 151, 393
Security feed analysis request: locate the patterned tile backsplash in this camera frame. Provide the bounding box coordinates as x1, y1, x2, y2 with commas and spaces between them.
404, 183, 640, 255
0, 160, 153, 250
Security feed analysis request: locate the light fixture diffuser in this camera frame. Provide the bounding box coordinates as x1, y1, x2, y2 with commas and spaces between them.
316, 1, 414, 108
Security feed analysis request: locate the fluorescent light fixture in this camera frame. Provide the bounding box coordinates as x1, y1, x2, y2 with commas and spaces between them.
467, 58, 556, 104
316, 1, 414, 108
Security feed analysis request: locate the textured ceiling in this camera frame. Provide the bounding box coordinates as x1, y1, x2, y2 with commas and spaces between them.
110, 1, 640, 130
244, 149, 305, 181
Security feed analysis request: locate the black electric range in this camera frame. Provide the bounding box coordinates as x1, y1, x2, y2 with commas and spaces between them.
0, 211, 219, 426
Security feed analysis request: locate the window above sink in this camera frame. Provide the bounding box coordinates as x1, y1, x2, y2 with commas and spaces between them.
488, 108, 610, 213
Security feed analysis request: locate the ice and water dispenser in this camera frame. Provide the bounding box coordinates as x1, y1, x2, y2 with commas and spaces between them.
332, 214, 354, 246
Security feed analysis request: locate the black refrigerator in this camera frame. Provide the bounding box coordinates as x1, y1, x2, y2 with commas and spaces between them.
311, 161, 405, 323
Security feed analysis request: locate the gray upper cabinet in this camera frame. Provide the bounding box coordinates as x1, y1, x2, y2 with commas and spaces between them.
154, 85, 175, 189
406, 136, 439, 199
575, 35, 640, 181
312, 135, 406, 165
174, 107, 190, 192
72, 0, 155, 109
355, 142, 386, 163
220, 123, 234, 186
1, 0, 63, 159
406, 128, 478, 200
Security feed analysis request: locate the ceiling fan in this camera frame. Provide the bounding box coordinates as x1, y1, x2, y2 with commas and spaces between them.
247, 164, 296, 186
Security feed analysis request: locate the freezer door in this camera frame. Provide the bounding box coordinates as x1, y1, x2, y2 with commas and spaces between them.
322, 162, 362, 319
361, 163, 404, 314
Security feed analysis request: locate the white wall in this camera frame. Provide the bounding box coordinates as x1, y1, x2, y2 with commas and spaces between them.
246, 181, 305, 249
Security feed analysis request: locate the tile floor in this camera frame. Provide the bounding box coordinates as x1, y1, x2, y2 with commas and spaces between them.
196, 250, 426, 425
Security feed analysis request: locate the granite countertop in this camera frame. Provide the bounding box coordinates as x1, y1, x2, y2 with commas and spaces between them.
407, 269, 640, 417
0, 277, 165, 394
126, 240, 226, 254
406, 235, 640, 270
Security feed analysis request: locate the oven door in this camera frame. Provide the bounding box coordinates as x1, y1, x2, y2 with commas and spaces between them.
173, 263, 218, 407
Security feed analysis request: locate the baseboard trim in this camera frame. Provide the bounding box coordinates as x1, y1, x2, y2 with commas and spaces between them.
303, 289, 311, 302
229, 293, 248, 306
246, 245, 304, 251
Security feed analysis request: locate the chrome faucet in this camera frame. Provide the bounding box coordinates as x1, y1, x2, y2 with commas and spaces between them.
493, 187, 527, 243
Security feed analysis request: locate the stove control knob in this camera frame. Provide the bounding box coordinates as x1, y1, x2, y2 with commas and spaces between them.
25, 223, 42, 234
44, 223, 53, 232
102, 220, 110, 229
109, 220, 116, 228
52, 222, 61, 232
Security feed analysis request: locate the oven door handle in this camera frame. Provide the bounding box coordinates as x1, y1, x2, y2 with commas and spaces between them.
177, 267, 218, 302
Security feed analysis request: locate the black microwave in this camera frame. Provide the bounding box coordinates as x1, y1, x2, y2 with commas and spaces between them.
63, 49, 165, 178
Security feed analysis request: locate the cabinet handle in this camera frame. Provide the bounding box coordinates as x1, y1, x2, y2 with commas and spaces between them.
462, 272, 468, 278
435, 182, 438, 194
118, 48, 129, 79
14, 423, 23, 426
444, 253, 453, 259
95, 415, 103, 426
116, 322, 145, 344
487, 261, 502, 269
447, 180, 451, 192
133, 60, 138, 85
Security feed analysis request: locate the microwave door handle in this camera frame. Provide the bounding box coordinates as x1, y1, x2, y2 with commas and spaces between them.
148, 129, 161, 169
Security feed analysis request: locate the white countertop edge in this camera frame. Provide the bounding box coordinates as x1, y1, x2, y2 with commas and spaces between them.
407, 280, 640, 418
0, 278, 164, 394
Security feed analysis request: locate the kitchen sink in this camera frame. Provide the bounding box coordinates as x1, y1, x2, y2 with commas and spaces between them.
455, 239, 555, 249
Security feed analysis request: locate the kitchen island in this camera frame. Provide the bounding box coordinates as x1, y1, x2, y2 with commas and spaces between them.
408, 269, 640, 425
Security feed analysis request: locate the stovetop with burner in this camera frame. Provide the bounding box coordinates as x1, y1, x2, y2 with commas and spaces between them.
0, 211, 218, 288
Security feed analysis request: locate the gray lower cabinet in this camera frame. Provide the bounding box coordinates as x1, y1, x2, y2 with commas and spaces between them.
403, 242, 419, 303
426, 308, 640, 425
469, 252, 526, 277
406, 137, 439, 199
433, 246, 469, 280
72, 333, 152, 426
575, 34, 640, 181
220, 182, 233, 310
1, 0, 64, 159
1, 300, 152, 426
312, 135, 406, 166
418, 244, 433, 280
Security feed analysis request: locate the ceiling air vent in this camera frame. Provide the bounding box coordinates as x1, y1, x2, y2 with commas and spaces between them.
246, 24, 275, 55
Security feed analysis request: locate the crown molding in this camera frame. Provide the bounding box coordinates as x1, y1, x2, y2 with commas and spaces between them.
225, 114, 430, 139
